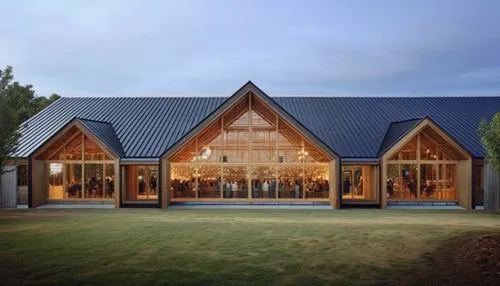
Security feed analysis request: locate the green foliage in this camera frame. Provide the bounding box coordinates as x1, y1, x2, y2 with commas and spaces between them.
0, 65, 60, 173
478, 112, 500, 173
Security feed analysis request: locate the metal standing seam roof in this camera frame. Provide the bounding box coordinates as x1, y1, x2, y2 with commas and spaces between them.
12, 90, 500, 159
377, 118, 424, 156
76, 118, 125, 157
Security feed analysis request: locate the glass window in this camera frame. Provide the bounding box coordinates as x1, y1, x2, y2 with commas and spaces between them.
65, 163, 82, 198
389, 136, 417, 160
251, 166, 276, 199
277, 166, 303, 199
171, 165, 197, 199
48, 163, 64, 199
84, 164, 104, 198
66, 135, 84, 161
197, 165, 221, 198
17, 165, 28, 186
419, 164, 437, 199
84, 136, 106, 160
387, 164, 417, 200
169, 94, 332, 202
105, 164, 115, 199
303, 166, 329, 199
222, 166, 248, 199
342, 166, 377, 200
137, 166, 159, 200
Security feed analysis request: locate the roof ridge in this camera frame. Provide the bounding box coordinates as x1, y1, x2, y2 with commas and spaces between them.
75, 117, 113, 125
389, 117, 426, 124
58, 96, 500, 99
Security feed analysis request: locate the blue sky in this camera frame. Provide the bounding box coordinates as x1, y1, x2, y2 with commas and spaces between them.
1, 0, 499, 97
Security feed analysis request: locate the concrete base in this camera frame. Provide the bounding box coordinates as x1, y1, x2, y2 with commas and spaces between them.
37, 204, 115, 209
387, 205, 464, 210
169, 204, 332, 210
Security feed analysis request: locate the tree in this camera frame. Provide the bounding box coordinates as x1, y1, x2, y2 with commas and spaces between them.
478, 112, 500, 173
0, 65, 60, 174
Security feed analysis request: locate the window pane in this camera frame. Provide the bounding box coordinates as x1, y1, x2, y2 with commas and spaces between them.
390, 136, 417, 160
65, 163, 82, 198
198, 165, 221, 198
171, 166, 197, 199
84, 164, 103, 198
48, 163, 63, 199
17, 165, 28, 186
84, 136, 106, 160
137, 166, 159, 199
66, 135, 83, 160
424, 164, 456, 200
387, 164, 417, 200
222, 166, 248, 199
277, 166, 303, 199
105, 164, 115, 199
196, 121, 223, 163
223, 130, 249, 163
251, 166, 276, 199
252, 130, 276, 163
303, 165, 329, 199
343, 165, 378, 200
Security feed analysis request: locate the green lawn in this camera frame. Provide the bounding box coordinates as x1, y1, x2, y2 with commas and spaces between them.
0, 209, 499, 285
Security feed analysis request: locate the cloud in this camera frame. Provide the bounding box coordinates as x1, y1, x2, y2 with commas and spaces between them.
0, 0, 499, 97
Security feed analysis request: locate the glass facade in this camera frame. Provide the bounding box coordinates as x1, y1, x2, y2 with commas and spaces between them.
342, 165, 377, 200
385, 128, 465, 201
170, 94, 331, 201
44, 132, 115, 200
124, 165, 159, 201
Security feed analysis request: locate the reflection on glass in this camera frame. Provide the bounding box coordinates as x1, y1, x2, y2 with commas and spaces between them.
48, 163, 64, 199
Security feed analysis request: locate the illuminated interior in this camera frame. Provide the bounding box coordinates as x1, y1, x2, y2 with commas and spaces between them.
170, 93, 331, 200
37, 128, 115, 200
342, 165, 377, 200
385, 126, 466, 201
123, 165, 159, 201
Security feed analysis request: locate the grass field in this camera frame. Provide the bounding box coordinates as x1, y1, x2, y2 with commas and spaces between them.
0, 209, 499, 285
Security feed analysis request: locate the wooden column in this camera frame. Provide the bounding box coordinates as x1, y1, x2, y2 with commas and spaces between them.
381, 158, 387, 208
248, 94, 253, 199
416, 134, 421, 199
162, 159, 171, 208
114, 159, 120, 208
329, 159, 338, 208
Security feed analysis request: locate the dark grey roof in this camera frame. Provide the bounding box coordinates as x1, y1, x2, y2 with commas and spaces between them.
378, 118, 424, 156
13, 87, 500, 159
273, 97, 500, 158
76, 118, 125, 157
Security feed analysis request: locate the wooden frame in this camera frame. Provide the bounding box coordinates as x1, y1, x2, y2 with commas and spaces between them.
163, 87, 339, 208
380, 118, 472, 209
29, 120, 121, 207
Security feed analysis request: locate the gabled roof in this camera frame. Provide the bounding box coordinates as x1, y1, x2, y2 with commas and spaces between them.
76, 118, 125, 157
378, 118, 424, 156
12, 82, 500, 159
162, 81, 339, 160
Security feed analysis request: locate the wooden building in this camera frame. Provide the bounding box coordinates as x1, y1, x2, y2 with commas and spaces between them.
4, 82, 500, 209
